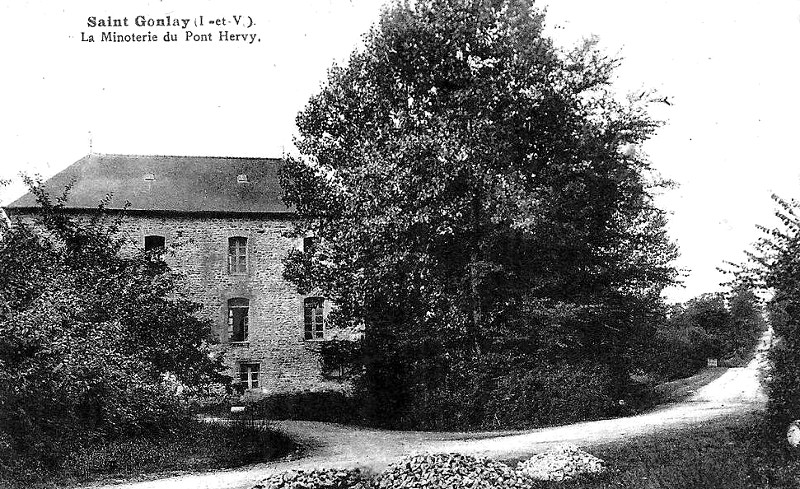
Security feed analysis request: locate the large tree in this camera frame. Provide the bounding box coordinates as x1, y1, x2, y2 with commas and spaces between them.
281, 0, 677, 428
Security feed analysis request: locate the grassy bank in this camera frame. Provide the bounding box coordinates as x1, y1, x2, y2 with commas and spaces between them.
0, 419, 295, 489
512, 412, 799, 488
653, 367, 729, 403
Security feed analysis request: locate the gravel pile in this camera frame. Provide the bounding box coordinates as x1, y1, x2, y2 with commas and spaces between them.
372, 453, 537, 489
253, 448, 606, 488
254, 468, 368, 489
516, 445, 606, 481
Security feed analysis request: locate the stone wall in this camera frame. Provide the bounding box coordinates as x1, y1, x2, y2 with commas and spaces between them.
9, 210, 346, 395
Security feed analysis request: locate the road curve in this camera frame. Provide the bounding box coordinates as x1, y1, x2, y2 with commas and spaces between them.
87, 328, 771, 489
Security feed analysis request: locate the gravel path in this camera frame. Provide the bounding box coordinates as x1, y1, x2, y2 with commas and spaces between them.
86, 328, 772, 489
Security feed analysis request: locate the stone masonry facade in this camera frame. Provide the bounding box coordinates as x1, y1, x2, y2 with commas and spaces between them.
9, 209, 344, 395
118, 213, 342, 394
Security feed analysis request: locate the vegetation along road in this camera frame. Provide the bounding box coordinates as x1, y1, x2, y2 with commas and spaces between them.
88, 327, 772, 489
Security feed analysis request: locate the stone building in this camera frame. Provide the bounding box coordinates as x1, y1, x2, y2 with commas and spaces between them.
3, 153, 342, 394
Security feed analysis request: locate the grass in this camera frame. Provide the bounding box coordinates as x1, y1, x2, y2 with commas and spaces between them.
0, 419, 296, 489
653, 367, 729, 403
507, 412, 800, 489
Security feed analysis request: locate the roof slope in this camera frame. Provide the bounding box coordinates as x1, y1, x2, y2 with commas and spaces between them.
6, 154, 292, 214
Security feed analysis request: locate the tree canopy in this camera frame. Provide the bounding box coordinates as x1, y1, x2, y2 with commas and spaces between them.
281, 0, 678, 428
645, 289, 764, 381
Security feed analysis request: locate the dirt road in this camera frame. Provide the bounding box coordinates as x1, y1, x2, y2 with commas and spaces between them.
89, 328, 771, 489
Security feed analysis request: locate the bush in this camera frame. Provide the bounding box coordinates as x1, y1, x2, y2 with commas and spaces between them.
352, 357, 623, 431
482, 363, 616, 429
721, 351, 751, 368
764, 325, 800, 430
0, 182, 230, 481
244, 391, 362, 424
197, 361, 627, 432
648, 325, 712, 381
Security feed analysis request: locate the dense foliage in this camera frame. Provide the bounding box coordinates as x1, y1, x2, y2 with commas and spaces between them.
646, 289, 764, 381
281, 0, 678, 429
726, 287, 768, 358
0, 183, 228, 478
733, 195, 800, 430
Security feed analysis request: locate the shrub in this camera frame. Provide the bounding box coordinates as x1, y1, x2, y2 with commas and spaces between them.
0, 181, 229, 480
209, 362, 624, 432
354, 356, 621, 431
764, 323, 800, 430
483, 363, 616, 429
648, 324, 712, 380
244, 391, 361, 424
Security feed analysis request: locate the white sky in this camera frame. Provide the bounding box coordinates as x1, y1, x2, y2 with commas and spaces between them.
1, 0, 799, 303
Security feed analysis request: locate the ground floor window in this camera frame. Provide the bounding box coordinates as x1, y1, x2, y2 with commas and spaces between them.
239, 363, 260, 389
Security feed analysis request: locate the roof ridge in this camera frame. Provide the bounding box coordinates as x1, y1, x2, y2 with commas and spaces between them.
92, 153, 284, 161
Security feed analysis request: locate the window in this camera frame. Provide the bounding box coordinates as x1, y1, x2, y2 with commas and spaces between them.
239, 363, 260, 389
228, 298, 249, 342
228, 237, 247, 273
304, 298, 324, 340
144, 235, 165, 251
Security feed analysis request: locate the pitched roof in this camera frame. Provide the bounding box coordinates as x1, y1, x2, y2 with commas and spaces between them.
5, 154, 292, 215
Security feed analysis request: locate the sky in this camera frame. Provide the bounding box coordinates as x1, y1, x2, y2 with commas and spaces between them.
1, 0, 799, 303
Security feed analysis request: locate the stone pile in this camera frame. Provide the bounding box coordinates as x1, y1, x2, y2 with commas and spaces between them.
372, 453, 536, 489
253, 448, 607, 488
254, 468, 368, 489
516, 445, 606, 481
